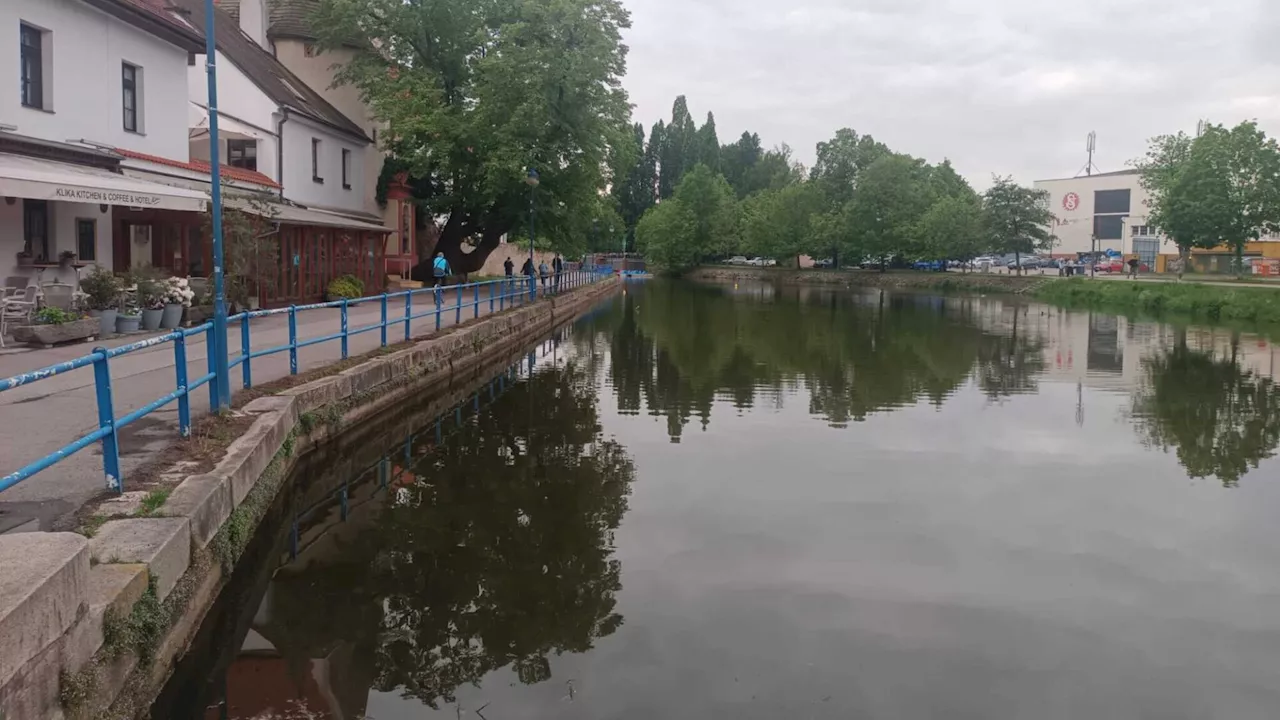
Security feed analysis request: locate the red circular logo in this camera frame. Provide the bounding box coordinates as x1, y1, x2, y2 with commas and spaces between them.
1063, 192, 1080, 211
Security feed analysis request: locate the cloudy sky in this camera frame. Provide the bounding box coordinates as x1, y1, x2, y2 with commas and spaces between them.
621, 0, 1280, 188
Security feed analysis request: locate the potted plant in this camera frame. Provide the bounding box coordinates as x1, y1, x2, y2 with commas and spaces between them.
80, 266, 121, 336
116, 302, 142, 333
136, 275, 165, 331
12, 307, 99, 347
159, 277, 194, 329
59, 250, 77, 268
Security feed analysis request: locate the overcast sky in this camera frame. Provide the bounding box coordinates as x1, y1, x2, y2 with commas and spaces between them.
621, 0, 1280, 188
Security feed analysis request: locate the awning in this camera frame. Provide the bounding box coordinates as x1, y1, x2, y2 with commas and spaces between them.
236, 200, 392, 233
188, 103, 269, 141
0, 153, 208, 212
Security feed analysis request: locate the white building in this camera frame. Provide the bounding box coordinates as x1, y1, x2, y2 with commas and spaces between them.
174, 0, 377, 221
0, 0, 208, 279
1033, 170, 1175, 269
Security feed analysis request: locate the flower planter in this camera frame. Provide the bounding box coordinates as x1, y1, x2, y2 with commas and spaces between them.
185, 305, 214, 326
88, 308, 118, 337
116, 314, 141, 334
141, 308, 164, 331
160, 303, 184, 329
11, 318, 98, 348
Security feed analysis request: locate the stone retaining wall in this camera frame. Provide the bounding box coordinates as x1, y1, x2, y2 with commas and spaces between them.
0, 276, 621, 720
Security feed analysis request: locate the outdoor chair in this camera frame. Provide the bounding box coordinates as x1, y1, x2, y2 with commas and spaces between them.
3, 276, 29, 299
0, 287, 38, 348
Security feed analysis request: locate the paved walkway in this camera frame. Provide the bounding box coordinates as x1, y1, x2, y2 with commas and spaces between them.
0, 280, 555, 530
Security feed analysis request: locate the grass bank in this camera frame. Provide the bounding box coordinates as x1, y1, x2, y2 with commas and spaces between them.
1035, 278, 1280, 323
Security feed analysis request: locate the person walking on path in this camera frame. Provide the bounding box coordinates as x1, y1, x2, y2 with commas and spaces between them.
538, 260, 550, 292
1127, 257, 1140, 279
521, 257, 535, 296
552, 254, 564, 293
504, 257, 514, 278
432, 252, 451, 306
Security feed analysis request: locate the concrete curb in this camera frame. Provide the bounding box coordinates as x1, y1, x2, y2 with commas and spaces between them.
0, 277, 620, 719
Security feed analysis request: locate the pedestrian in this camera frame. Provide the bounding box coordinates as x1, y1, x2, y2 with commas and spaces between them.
432, 251, 451, 306
538, 260, 550, 290
1127, 257, 1139, 279
552, 253, 563, 292
504, 256, 514, 278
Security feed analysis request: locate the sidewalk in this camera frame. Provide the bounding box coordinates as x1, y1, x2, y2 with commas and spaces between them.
0, 282, 533, 531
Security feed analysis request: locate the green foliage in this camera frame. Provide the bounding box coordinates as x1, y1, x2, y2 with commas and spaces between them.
204, 189, 279, 308
840, 154, 937, 264
739, 182, 825, 265
102, 575, 169, 663
32, 307, 80, 325
611, 123, 654, 251
637, 164, 739, 273
982, 176, 1056, 269
312, 0, 632, 272
810, 128, 891, 208
917, 195, 986, 262
695, 111, 720, 172
658, 96, 698, 199
326, 275, 365, 300
1035, 278, 1280, 324
138, 488, 171, 516
636, 197, 698, 273
80, 266, 121, 311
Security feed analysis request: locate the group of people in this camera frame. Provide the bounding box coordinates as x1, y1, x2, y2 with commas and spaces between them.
426, 251, 567, 306
502, 254, 565, 291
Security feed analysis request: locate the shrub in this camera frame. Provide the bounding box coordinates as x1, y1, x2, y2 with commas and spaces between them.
80, 266, 121, 311
32, 307, 80, 325
160, 276, 195, 307
326, 275, 365, 300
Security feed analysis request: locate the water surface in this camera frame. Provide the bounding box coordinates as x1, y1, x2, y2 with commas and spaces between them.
159, 280, 1280, 719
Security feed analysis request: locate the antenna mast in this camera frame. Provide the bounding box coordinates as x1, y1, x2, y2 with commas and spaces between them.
1075, 131, 1100, 177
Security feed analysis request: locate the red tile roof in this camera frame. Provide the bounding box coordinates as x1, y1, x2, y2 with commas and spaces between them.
116, 148, 281, 188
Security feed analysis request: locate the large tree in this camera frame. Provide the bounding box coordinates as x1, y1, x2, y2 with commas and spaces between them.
810, 128, 891, 208
613, 123, 654, 252
721, 131, 763, 198
739, 182, 824, 267
696, 112, 721, 172
917, 195, 987, 264
659, 96, 698, 199
982, 176, 1056, 275
311, 0, 633, 274
636, 164, 737, 273
1160, 122, 1280, 276
840, 154, 935, 269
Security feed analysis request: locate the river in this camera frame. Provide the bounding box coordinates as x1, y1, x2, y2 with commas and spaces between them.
154, 279, 1280, 719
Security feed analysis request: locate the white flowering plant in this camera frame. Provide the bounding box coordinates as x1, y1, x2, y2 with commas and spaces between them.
161, 277, 197, 307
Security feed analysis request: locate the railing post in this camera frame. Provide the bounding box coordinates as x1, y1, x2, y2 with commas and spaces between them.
529, 274, 536, 302
455, 285, 462, 325
174, 334, 191, 438
340, 482, 349, 521
474, 283, 480, 318
435, 293, 442, 331
380, 293, 388, 347
404, 291, 412, 341
288, 305, 298, 375
240, 314, 251, 389
92, 348, 122, 493
205, 324, 219, 410
489, 281, 495, 313
340, 298, 349, 360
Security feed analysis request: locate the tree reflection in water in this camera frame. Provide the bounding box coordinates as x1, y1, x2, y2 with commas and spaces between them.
1133, 332, 1280, 487
262, 360, 635, 711
584, 281, 1044, 436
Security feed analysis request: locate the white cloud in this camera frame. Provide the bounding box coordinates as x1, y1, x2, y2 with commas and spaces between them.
621, 0, 1280, 186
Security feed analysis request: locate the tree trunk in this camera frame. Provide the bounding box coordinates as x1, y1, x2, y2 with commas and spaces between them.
1177, 244, 1191, 281
1014, 251, 1022, 277
410, 214, 511, 280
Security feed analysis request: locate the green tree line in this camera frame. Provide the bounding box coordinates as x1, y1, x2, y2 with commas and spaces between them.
619, 98, 1058, 274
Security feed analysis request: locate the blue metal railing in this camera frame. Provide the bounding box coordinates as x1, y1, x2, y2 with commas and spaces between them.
0, 268, 605, 494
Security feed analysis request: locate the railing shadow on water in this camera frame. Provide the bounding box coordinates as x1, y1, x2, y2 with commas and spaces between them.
147, 328, 573, 719
0, 269, 608, 495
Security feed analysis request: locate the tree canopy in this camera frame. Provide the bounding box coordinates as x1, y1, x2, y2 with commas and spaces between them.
312, 0, 633, 273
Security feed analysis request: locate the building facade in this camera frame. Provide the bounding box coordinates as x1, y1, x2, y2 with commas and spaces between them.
1033, 170, 1174, 269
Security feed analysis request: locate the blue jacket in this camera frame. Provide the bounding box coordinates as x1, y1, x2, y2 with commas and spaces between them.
432, 256, 450, 277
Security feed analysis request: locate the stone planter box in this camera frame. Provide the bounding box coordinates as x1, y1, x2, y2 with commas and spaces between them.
11, 318, 98, 347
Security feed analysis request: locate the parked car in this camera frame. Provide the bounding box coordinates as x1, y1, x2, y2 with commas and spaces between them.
812, 258, 835, 269
726, 256, 750, 266
913, 260, 945, 272
1007, 256, 1046, 270
1094, 259, 1124, 273
762, 258, 778, 267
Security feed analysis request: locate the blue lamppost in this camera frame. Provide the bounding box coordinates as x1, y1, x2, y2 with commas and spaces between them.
204, 0, 230, 410
525, 168, 539, 300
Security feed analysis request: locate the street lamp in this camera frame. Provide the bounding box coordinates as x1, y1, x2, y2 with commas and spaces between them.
525, 168, 539, 299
